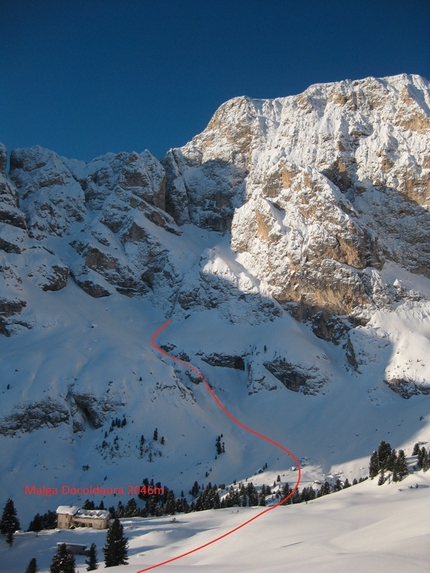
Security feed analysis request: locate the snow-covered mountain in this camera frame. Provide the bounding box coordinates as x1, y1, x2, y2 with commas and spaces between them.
1, 72, 430, 544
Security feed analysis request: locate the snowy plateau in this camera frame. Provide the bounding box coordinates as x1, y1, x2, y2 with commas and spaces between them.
0, 73, 430, 572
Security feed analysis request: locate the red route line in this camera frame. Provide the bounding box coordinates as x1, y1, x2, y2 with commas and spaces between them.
136, 320, 302, 573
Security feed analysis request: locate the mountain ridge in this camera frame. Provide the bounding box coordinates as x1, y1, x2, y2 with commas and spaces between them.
0, 73, 429, 525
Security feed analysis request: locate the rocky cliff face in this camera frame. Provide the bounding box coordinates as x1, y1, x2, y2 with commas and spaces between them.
164, 74, 430, 323
0, 73, 429, 398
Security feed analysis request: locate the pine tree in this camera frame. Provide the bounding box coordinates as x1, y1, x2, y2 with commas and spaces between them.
417, 447, 429, 470
412, 442, 420, 456
116, 501, 125, 518
124, 498, 138, 517
320, 481, 330, 496
165, 490, 176, 515
103, 518, 128, 567
333, 479, 343, 492
387, 449, 397, 472
395, 449, 409, 480
139, 435, 145, 458
190, 481, 199, 498
153, 428, 158, 441
0, 498, 20, 547
258, 490, 266, 506
281, 483, 291, 505
378, 470, 385, 486
377, 440, 393, 471
25, 558, 38, 573
50, 543, 76, 573
85, 543, 98, 571
369, 451, 379, 479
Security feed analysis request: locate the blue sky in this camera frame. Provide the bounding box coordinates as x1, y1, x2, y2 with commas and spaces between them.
1, 0, 429, 162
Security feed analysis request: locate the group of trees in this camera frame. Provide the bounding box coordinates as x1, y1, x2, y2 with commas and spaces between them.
44, 520, 126, 571
278, 476, 365, 504
45, 520, 127, 571
152, 427, 165, 443
5, 438, 430, 570
412, 442, 430, 471
1, 497, 127, 571
45, 542, 97, 572
49, 543, 78, 573
109, 416, 127, 431
28, 509, 58, 533
215, 435, 225, 456
369, 440, 409, 483
137, 431, 165, 460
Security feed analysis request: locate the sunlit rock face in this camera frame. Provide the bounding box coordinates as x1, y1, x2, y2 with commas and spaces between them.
163, 74, 430, 320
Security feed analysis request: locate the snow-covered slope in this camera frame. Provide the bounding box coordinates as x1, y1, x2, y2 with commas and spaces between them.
2, 470, 429, 573
0, 75, 429, 568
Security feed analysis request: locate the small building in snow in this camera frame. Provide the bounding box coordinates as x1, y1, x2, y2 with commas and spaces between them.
56, 505, 110, 530
57, 542, 89, 556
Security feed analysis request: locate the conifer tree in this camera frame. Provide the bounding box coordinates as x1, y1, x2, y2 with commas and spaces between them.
190, 481, 199, 498
369, 451, 379, 479
103, 518, 128, 567
124, 498, 138, 517
418, 447, 430, 471
378, 440, 391, 470
85, 543, 98, 571
25, 558, 38, 573
258, 490, 266, 506
50, 543, 76, 573
320, 481, 331, 496
412, 442, 420, 456
378, 470, 385, 486
165, 490, 176, 515
387, 449, 397, 472
0, 498, 20, 547
377, 440, 393, 471
280, 483, 291, 505
333, 479, 343, 492
395, 449, 409, 480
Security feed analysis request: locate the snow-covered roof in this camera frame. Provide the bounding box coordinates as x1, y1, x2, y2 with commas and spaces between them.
56, 505, 110, 519
75, 508, 110, 520
56, 505, 80, 516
